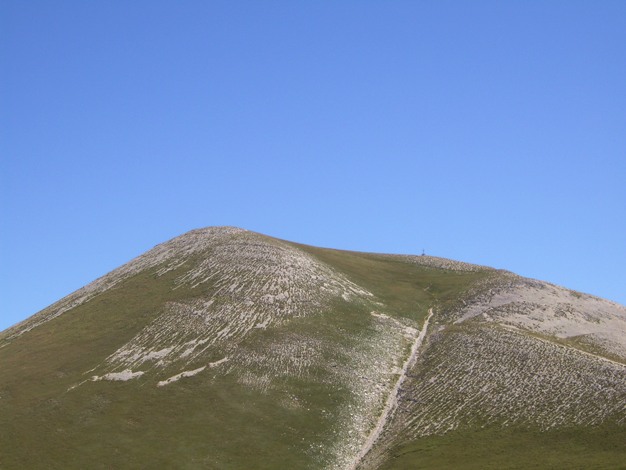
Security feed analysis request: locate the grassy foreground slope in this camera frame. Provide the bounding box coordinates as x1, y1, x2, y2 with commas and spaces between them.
1, 227, 625, 469
378, 425, 626, 470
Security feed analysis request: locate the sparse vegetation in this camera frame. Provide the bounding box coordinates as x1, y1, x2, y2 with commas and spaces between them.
1, 227, 624, 469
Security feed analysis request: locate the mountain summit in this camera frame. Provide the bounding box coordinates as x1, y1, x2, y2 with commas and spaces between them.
1, 227, 625, 469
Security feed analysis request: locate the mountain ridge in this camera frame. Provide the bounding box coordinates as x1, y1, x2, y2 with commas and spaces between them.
1, 226, 624, 469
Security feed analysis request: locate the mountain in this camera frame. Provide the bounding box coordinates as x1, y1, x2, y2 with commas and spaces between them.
1, 227, 625, 469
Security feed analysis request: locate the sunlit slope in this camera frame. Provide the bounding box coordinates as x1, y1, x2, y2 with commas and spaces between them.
361, 273, 626, 469
1, 227, 625, 469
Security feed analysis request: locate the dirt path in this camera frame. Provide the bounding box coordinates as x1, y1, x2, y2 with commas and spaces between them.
348, 308, 434, 470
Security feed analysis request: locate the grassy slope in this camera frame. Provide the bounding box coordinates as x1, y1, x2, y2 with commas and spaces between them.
294, 243, 490, 323
0, 263, 343, 469
379, 425, 626, 470
1, 238, 624, 469
362, 319, 626, 469
307, 245, 626, 470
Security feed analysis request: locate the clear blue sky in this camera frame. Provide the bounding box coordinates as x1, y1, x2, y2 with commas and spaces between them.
2, 1, 625, 331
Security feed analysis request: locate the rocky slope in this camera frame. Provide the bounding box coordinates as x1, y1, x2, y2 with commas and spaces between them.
1, 227, 625, 469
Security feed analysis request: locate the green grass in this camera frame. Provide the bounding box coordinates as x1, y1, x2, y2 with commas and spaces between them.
378, 425, 626, 470
0, 263, 200, 402
294, 244, 490, 323
0, 371, 332, 469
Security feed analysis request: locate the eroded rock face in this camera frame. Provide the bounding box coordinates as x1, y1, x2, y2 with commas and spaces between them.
454, 274, 626, 361
96, 228, 374, 372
